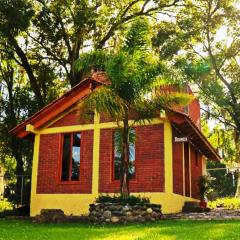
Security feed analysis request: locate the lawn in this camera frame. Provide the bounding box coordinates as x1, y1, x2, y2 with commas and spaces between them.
1, 219, 240, 240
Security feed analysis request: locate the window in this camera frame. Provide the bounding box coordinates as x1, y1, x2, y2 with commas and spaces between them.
61, 133, 81, 181
113, 128, 135, 180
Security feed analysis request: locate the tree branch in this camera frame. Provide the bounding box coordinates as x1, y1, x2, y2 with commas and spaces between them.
96, 0, 182, 48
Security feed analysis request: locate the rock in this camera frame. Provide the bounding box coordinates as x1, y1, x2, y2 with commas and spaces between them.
35, 209, 67, 223
132, 205, 140, 210
91, 210, 97, 216
111, 216, 120, 223
112, 211, 122, 216
99, 216, 105, 223
89, 216, 97, 222
145, 215, 152, 221
146, 208, 153, 214
126, 211, 132, 217
137, 216, 146, 223
122, 205, 131, 212
152, 207, 161, 212
109, 205, 117, 211
132, 210, 141, 216
151, 211, 158, 218
115, 205, 123, 211
126, 216, 137, 222
103, 210, 112, 218
88, 202, 162, 224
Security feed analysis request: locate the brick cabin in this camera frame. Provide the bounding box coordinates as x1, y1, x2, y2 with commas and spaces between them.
10, 72, 220, 216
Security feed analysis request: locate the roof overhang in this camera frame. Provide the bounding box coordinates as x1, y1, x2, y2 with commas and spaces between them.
168, 110, 221, 161
9, 72, 109, 138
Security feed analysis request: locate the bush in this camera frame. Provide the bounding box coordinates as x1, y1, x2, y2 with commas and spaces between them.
0, 205, 30, 218
96, 194, 150, 205
207, 161, 237, 200
198, 175, 212, 201
208, 198, 240, 210
0, 198, 13, 212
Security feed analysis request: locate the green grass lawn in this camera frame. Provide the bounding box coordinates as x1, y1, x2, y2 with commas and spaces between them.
1, 219, 240, 240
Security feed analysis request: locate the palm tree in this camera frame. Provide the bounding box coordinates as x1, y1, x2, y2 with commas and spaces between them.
76, 20, 193, 198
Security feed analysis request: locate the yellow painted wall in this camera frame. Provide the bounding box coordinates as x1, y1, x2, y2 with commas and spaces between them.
30, 116, 198, 216
31, 193, 196, 216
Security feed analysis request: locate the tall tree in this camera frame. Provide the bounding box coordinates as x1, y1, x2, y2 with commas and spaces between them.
30, 0, 183, 86
0, 53, 35, 203
77, 20, 193, 197
153, 0, 240, 195
0, 0, 46, 107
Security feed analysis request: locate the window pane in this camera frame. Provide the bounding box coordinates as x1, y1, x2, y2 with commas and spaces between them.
71, 133, 81, 181
114, 130, 122, 180
61, 134, 71, 181
114, 128, 135, 180
129, 128, 135, 179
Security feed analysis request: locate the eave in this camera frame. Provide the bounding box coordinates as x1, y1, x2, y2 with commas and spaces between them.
9, 72, 108, 138
168, 110, 221, 161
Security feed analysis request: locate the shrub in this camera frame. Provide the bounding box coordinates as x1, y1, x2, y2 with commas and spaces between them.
0, 198, 13, 212
208, 198, 240, 210
198, 175, 212, 201
96, 194, 150, 205
207, 161, 237, 200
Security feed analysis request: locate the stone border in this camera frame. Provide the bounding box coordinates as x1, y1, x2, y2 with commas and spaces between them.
89, 203, 162, 224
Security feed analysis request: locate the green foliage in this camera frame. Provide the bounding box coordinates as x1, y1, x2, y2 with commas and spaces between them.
153, 1, 240, 197
78, 20, 193, 198
96, 194, 150, 205
208, 198, 240, 210
207, 161, 237, 200
75, 50, 109, 79
124, 19, 150, 54
198, 175, 212, 201
0, 0, 34, 36
0, 198, 13, 212
78, 20, 193, 123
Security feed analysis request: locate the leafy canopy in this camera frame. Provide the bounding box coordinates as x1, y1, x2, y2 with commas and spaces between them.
76, 19, 193, 123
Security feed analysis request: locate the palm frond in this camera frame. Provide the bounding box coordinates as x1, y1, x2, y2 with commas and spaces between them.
78, 86, 126, 121
123, 18, 150, 55
131, 99, 157, 125
151, 91, 194, 110
75, 50, 109, 78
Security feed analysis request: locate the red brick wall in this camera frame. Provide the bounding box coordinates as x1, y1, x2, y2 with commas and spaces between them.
37, 130, 93, 193
172, 138, 184, 196
99, 124, 164, 193
189, 99, 201, 128
49, 110, 93, 128
190, 145, 202, 199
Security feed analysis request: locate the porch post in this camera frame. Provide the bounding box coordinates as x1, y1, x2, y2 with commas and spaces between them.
164, 121, 173, 194
92, 112, 100, 195
30, 133, 40, 216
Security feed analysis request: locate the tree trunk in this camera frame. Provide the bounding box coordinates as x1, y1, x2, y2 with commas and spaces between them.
8, 35, 44, 107
234, 131, 240, 197
235, 172, 240, 198
121, 114, 130, 199
5, 68, 26, 204
14, 150, 24, 204
69, 36, 82, 87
